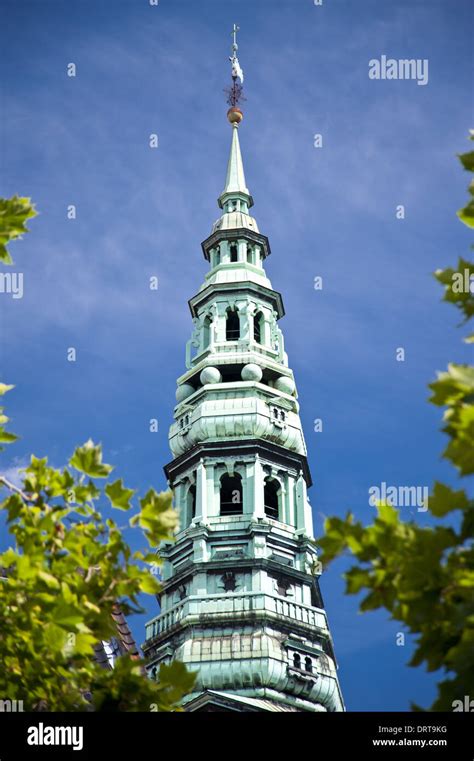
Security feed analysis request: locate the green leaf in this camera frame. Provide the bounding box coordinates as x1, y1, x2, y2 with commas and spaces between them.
457, 138, 474, 228
139, 573, 161, 594
0, 384, 17, 450
72, 480, 101, 503
69, 439, 113, 478
0, 196, 37, 264
376, 501, 400, 525
53, 602, 84, 628
105, 479, 135, 510
0, 431, 18, 444
429, 482, 471, 517
457, 200, 474, 229
434, 258, 474, 323
1, 494, 23, 522
458, 150, 474, 172
157, 660, 197, 702
345, 567, 371, 595
38, 571, 61, 590
429, 363, 474, 406
130, 489, 178, 546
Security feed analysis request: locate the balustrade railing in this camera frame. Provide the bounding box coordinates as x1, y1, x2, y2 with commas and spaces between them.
145, 592, 327, 640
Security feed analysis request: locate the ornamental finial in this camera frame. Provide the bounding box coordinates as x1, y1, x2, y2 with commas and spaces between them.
225, 23, 245, 125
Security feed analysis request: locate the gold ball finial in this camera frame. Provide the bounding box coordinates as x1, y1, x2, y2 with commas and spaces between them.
227, 107, 243, 125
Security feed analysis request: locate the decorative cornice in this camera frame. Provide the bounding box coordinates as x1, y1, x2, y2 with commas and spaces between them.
188, 280, 284, 319
201, 227, 270, 261
164, 438, 313, 487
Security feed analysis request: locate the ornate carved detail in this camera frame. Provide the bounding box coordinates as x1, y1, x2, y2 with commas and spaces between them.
220, 571, 237, 592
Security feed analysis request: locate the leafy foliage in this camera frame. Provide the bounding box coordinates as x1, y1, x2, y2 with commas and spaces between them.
429, 364, 474, 477
0, 196, 37, 264
457, 131, 474, 228
0, 417, 195, 710
0, 196, 195, 710
317, 136, 474, 711
0, 383, 18, 450
434, 258, 474, 328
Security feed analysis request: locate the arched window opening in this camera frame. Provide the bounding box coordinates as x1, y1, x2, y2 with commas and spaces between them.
226, 308, 240, 341
230, 243, 238, 262
202, 315, 212, 349
293, 653, 301, 670
264, 477, 280, 520
254, 311, 264, 344
304, 657, 313, 673
247, 245, 253, 264
187, 484, 196, 522
220, 473, 243, 515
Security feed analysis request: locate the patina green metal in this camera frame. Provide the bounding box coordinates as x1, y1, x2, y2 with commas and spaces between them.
142, 113, 345, 714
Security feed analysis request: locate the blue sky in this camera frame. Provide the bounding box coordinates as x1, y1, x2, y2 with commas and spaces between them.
1, 0, 473, 711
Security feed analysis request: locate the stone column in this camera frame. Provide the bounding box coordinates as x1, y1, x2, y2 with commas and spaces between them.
185, 318, 200, 369
220, 240, 230, 264
237, 299, 252, 343
242, 461, 252, 515
208, 304, 217, 351
253, 454, 265, 519
198, 314, 207, 354
173, 479, 185, 529
206, 462, 216, 517
215, 301, 227, 342
195, 459, 207, 523
262, 307, 272, 347
286, 474, 295, 526
295, 471, 313, 535
237, 239, 246, 262
279, 480, 287, 524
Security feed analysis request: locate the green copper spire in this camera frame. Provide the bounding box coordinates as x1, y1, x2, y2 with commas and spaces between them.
218, 125, 254, 210
143, 24, 345, 714
221, 125, 250, 198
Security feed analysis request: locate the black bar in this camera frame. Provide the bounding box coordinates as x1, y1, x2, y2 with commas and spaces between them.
0, 711, 471, 759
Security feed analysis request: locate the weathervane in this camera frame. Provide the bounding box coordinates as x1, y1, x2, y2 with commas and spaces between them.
224, 23, 245, 125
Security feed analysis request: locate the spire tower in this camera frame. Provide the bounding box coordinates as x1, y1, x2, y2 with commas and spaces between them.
219, 125, 252, 207
142, 26, 345, 713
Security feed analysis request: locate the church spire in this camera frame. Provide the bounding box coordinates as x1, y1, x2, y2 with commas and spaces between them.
142, 27, 345, 713
219, 125, 251, 203
219, 24, 253, 210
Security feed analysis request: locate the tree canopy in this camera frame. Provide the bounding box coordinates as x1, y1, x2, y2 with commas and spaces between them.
317, 134, 474, 711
